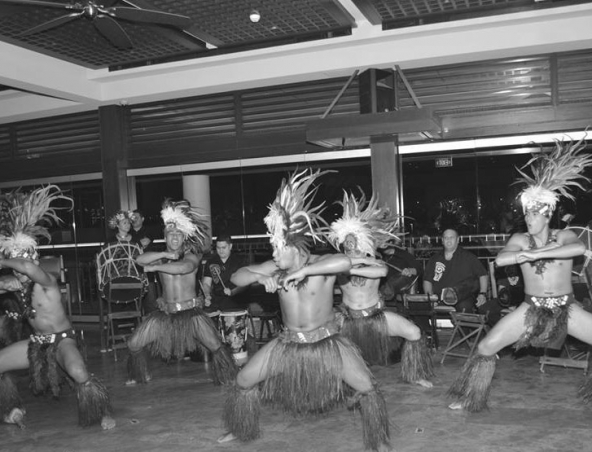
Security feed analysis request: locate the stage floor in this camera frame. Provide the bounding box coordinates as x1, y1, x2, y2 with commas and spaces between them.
2, 328, 592, 452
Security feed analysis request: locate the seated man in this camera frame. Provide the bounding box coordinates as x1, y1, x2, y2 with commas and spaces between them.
0, 185, 114, 430
202, 233, 246, 312
327, 190, 433, 388
127, 199, 237, 386
379, 246, 422, 302
219, 170, 390, 452
423, 228, 489, 314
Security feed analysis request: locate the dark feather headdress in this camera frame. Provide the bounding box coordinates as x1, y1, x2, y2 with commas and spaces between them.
264, 169, 331, 253
160, 199, 209, 254
327, 189, 402, 257
0, 185, 72, 259
516, 137, 592, 216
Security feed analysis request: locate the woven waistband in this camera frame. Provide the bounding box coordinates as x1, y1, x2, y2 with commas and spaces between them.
346, 301, 383, 319
280, 321, 339, 344
30, 329, 76, 345
527, 293, 573, 309
162, 298, 202, 314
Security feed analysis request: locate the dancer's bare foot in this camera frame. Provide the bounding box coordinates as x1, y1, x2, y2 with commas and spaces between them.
448, 401, 463, 410
414, 379, 433, 388
101, 416, 116, 430
4, 407, 26, 429
217, 432, 237, 443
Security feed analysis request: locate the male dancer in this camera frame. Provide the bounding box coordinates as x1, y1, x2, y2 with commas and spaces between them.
127, 199, 237, 386
0, 185, 114, 430
219, 169, 391, 452
448, 139, 592, 411
328, 190, 433, 388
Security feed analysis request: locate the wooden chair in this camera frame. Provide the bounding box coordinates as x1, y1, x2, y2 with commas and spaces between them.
440, 312, 489, 363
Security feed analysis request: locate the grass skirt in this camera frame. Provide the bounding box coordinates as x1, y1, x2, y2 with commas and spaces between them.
340, 306, 390, 366
76, 376, 113, 427
128, 308, 237, 385
447, 354, 496, 412
515, 302, 570, 350
358, 388, 391, 451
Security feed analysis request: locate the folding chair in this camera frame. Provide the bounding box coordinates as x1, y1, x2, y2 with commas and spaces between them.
96, 242, 148, 361
440, 312, 489, 363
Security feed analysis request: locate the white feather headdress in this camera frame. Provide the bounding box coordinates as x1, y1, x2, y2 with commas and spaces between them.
160, 199, 209, 253
516, 137, 592, 215
0, 185, 72, 258
327, 190, 402, 257
264, 169, 330, 253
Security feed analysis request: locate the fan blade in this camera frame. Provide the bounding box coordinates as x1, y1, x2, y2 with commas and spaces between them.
106, 6, 191, 29
94, 14, 132, 49
0, 0, 74, 10
18, 12, 82, 36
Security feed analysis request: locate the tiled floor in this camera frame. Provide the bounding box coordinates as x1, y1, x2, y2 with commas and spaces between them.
2, 327, 592, 452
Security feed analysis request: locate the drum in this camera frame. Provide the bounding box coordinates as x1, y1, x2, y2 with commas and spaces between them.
218, 310, 249, 366
96, 242, 148, 303
440, 287, 458, 306
206, 310, 221, 329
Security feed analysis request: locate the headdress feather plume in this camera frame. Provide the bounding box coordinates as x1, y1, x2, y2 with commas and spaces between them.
264, 168, 331, 252
327, 189, 402, 257
160, 198, 209, 254
516, 136, 592, 215
0, 185, 72, 257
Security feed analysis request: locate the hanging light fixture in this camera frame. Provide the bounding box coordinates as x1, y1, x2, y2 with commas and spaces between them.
249, 10, 261, 23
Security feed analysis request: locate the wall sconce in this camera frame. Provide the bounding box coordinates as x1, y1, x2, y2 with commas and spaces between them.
249, 10, 261, 23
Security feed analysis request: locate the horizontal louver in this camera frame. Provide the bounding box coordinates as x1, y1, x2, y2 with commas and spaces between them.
396, 56, 552, 114
14, 112, 100, 159
129, 94, 236, 145
0, 126, 10, 160
241, 78, 360, 133
558, 52, 592, 104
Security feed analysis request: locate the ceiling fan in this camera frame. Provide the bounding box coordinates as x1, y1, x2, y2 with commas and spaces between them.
0, 0, 192, 49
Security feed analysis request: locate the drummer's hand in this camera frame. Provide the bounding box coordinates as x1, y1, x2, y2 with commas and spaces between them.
476, 293, 487, 307
204, 295, 212, 307
401, 268, 416, 277
223, 288, 231, 296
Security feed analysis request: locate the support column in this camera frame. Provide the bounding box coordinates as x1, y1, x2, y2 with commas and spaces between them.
99, 105, 133, 238
182, 174, 212, 249
370, 135, 403, 218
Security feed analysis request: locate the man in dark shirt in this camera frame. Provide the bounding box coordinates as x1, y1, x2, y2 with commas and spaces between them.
130, 210, 152, 250
380, 246, 423, 301
423, 228, 488, 313
202, 234, 246, 312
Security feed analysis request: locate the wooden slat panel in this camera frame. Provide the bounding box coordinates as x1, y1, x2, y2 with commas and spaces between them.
0, 125, 11, 160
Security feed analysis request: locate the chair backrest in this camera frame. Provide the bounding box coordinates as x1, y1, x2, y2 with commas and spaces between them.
96, 242, 148, 303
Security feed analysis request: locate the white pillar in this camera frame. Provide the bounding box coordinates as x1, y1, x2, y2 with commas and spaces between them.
182, 174, 212, 250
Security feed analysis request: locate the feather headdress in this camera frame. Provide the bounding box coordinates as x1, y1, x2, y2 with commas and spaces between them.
264, 169, 330, 253
327, 189, 402, 257
516, 137, 592, 216
160, 199, 209, 254
0, 185, 72, 259
108, 210, 134, 229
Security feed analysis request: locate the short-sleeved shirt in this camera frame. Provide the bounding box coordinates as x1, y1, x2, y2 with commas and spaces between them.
131, 226, 153, 250
423, 247, 487, 302
203, 253, 246, 310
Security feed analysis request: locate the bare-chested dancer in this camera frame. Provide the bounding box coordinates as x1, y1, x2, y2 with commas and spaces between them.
126, 199, 237, 386
328, 191, 433, 388
219, 170, 391, 452
448, 138, 592, 411
0, 185, 114, 430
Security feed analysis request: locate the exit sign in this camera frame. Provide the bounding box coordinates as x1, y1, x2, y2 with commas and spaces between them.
435, 156, 453, 168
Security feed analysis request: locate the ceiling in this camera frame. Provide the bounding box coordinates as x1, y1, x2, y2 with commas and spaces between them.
1, 0, 592, 125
